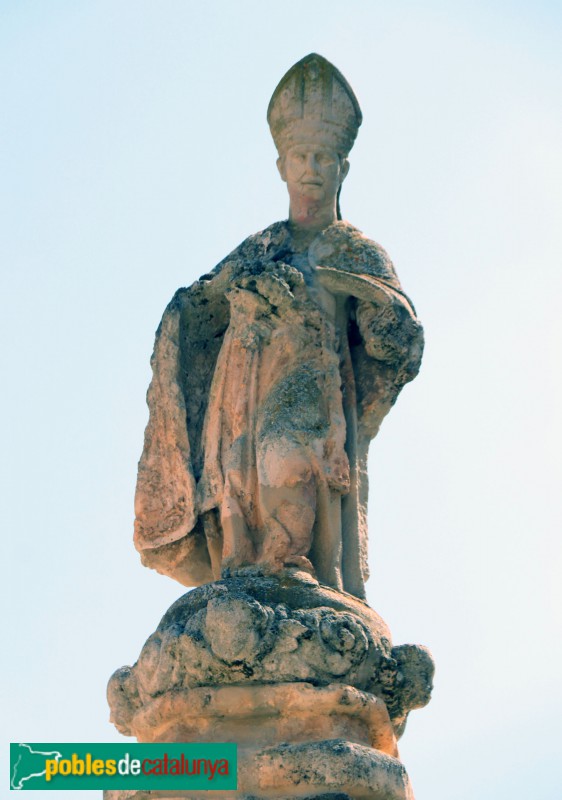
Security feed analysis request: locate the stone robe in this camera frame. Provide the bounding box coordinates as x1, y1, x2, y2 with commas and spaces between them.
134, 221, 423, 599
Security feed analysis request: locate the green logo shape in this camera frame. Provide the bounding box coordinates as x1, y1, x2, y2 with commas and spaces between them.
10, 743, 237, 791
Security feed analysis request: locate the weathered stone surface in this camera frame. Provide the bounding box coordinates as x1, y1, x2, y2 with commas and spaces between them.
386, 643, 434, 737
105, 739, 413, 799
108, 572, 433, 742
110, 683, 398, 755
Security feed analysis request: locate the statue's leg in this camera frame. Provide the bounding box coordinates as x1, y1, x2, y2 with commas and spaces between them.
220, 469, 256, 569
256, 437, 316, 571
201, 509, 223, 580
309, 479, 344, 591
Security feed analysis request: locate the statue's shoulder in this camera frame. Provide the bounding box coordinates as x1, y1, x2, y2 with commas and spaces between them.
155, 223, 291, 337
311, 221, 401, 288
155, 281, 217, 338
162, 221, 290, 312
206, 221, 291, 279
235, 220, 290, 258
152, 287, 191, 342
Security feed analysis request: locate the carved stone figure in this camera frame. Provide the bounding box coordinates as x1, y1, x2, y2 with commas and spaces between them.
107, 54, 434, 800
133, 54, 424, 600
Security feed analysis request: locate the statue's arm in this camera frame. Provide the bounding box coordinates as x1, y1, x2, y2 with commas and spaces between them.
355, 294, 424, 386
316, 263, 424, 387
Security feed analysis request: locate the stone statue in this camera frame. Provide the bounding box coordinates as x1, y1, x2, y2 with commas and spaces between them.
133, 53, 424, 600
108, 54, 434, 800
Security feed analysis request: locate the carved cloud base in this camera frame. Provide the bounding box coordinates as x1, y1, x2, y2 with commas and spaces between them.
107, 570, 432, 800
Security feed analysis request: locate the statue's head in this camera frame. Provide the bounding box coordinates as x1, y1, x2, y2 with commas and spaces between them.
268, 54, 362, 222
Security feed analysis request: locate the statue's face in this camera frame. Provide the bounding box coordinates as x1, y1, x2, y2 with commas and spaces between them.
277, 144, 349, 206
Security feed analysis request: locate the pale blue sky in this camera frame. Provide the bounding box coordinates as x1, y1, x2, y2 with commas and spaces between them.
2, 2, 561, 798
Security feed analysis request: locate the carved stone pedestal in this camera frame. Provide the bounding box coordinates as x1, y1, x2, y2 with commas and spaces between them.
105, 741, 413, 799
107, 571, 432, 799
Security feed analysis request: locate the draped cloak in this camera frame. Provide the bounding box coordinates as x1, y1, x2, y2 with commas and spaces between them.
133, 220, 424, 599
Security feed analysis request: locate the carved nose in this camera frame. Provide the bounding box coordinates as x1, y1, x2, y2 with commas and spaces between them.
302, 154, 321, 181
305, 154, 319, 172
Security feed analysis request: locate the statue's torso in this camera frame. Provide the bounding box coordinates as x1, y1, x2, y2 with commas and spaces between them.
198, 236, 351, 523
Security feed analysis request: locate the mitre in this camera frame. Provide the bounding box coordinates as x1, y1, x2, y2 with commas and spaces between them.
267, 53, 362, 157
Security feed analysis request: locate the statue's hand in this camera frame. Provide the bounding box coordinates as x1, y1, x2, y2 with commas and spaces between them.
238, 263, 305, 310
357, 299, 424, 380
